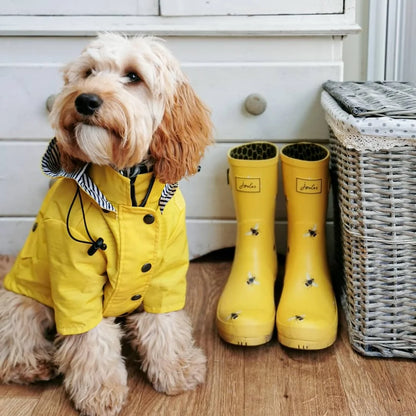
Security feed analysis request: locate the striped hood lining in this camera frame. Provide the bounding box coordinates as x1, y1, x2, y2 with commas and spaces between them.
41, 139, 177, 213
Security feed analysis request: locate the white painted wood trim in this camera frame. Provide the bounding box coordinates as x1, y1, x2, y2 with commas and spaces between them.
0, 15, 360, 37
368, 0, 416, 82
398, 0, 416, 81
385, 0, 402, 81
385, 0, 416, 81
367, 0, 388, 80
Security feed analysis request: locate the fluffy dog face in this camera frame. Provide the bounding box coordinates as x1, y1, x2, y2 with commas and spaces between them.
50, 33, 212, 183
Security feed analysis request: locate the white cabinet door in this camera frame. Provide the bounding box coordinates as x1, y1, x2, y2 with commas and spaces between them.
183, 63, 341, 141
0, 0, 158, 15
161, 0, 344, 16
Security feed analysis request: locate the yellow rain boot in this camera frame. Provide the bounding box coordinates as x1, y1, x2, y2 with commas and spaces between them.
216, 142, 278, 346
276, 142, 338, 350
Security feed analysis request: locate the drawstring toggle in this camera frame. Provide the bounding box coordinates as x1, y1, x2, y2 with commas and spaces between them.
88, 238, 107, 256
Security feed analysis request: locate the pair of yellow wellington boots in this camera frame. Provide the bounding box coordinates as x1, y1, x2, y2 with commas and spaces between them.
216, 141, 338, 349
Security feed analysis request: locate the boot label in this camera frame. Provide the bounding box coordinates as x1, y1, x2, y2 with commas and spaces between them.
296, 178, 322, 194
235, 177, 261, 193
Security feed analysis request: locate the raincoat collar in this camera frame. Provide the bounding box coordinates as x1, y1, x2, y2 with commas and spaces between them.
41, 138, 177, 213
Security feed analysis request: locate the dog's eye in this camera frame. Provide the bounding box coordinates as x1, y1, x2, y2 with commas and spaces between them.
125, 72, 142, 84
84, 69, 93, 78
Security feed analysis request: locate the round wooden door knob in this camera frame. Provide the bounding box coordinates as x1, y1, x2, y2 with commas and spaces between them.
244, 94, 267, 115
46, 94, 56, 112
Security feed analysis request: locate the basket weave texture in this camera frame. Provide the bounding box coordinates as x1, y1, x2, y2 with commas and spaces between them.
322, 85, 416, 358
323, 80, 416, 118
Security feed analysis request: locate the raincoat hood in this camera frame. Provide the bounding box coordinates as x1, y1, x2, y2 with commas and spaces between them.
41, 138, 178, 213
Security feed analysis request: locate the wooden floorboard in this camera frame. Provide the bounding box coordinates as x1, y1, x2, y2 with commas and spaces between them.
0, 253, 415, 416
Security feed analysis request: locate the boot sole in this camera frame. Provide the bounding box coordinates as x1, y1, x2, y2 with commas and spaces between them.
216, 315, 275, 346
276, 311, 338, 350
277, 326, 337, 350
217, 329, 273, 347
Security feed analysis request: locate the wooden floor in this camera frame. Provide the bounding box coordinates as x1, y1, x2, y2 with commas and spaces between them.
0, 252, 415, 416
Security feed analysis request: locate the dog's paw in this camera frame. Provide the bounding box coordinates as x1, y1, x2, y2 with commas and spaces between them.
151, 345, 207, 395
1, 359, 58, 384
74, 383, 128, 416
0, 289, 57, 384
0, 339, 58, 384
57, 319, 129, 416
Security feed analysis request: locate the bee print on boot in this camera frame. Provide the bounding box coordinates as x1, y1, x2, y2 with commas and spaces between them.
246, 224, 259, 236
289, 314, 305, 322
304, 225, 318, 238
246, 272, 260, 286
227, 311, 241, 320
305, 274, 318, 288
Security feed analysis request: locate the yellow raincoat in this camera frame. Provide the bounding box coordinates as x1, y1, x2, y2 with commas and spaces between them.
4, 140, 189, 335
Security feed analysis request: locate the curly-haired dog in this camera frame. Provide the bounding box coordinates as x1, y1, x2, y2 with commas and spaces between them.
0, 33, 212, 416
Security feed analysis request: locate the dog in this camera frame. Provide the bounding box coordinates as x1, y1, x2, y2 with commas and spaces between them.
0, 33, 212, 416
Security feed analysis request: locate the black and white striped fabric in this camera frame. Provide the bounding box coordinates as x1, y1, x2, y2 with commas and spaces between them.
159, 182, 179, 209
42, 138, 177, 213
118, 161, 153, 177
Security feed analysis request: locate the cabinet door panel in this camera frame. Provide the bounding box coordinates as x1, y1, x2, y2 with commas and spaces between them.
0, 1, 158, 15
161, 0, 344, 16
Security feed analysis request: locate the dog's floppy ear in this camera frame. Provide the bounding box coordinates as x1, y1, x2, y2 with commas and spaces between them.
150, 82, 213, 184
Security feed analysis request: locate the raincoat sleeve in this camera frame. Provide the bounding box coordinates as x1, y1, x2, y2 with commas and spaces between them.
45, 218, 107, 335
143, 194, 188, 314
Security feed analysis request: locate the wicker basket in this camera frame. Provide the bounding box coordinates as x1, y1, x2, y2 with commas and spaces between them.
321, 85, 416, 358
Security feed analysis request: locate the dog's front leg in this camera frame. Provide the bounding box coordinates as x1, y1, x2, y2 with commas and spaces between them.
54, 318, 128, 416
0, 289, 57, 384
125, 310, 206, 395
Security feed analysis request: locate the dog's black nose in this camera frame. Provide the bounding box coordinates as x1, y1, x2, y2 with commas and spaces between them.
75, 93, 103, 115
